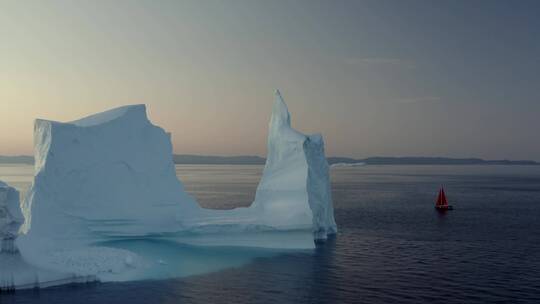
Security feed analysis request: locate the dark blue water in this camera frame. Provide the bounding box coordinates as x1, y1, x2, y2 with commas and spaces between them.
1, 165, 540, 303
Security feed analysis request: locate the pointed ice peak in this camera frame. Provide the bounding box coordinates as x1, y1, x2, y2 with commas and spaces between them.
271, 89, 291, 127
275, 89, 283, 101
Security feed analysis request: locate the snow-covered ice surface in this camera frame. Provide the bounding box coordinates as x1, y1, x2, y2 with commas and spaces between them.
5, 91, 336, 288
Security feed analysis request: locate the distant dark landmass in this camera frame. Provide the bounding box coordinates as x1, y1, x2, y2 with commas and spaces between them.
328, 156, 539, 166
0, 155, 34, 164
0, 155, 538, 166
173, 154, 266, 165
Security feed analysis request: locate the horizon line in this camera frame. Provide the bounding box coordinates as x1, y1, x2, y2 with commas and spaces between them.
1, 154, 538, 164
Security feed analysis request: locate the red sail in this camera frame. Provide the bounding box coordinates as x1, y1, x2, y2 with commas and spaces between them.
436, 188, 448, 206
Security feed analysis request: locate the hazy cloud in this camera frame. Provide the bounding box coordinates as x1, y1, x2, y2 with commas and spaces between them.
346, 57, 416, 69
394, 96, 442, 104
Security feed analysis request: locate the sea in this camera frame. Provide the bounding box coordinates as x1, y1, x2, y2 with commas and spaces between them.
1, 164, 539, 303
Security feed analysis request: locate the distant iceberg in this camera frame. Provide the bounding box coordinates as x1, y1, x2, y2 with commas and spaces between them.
3, 91, 336, 288
331, 162, 366, 168
0, 181, 24, 253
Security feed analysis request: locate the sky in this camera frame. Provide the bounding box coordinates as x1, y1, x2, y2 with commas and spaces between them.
1, 0, 539, 160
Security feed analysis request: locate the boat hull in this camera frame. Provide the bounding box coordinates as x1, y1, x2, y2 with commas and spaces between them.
435, 205, 453, 211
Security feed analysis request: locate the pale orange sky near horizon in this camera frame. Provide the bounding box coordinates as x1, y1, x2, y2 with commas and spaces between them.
1, 1, 539, 160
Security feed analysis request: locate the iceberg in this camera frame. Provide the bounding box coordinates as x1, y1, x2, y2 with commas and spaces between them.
251, 90, 337, 239
20, 104, 200, 240
330, 162, 366, 168
1, 181, 70, 291
0, 181, 23, 253
6, 90, 336, 288
183, 91, 337, 240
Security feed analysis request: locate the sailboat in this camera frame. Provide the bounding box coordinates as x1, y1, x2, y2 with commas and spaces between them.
435, 187, 453, 211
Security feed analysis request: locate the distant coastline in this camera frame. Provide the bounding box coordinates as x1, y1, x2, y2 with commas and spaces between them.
328, 156, 539, 166
1, 154, 538, 166
0, 155, 34, 164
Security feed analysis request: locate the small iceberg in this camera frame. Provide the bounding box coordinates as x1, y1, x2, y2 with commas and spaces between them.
330, 162, 366, 168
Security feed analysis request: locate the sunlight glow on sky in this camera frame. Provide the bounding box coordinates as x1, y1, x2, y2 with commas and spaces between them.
1, 0, 539, 160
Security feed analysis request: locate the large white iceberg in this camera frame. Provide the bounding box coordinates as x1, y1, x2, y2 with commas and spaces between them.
8, 90, 336, 287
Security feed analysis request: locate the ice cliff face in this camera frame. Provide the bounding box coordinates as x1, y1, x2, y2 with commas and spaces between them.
16, 105, 204, 279
20, 105, 199, 242
0, 181, 23, 253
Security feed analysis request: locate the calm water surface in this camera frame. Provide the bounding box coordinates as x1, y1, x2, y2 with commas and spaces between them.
1, 164, 539, 303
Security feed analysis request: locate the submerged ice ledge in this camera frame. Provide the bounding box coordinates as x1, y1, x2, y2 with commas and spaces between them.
3, 91, 336, 288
